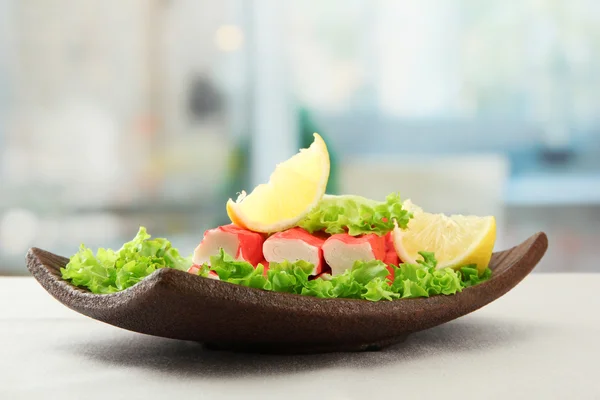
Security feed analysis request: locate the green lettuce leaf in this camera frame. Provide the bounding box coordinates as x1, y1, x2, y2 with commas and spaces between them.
298, 193, 412, 236
266, 260, 314, 294
350, 259, 391, 284
209, 249, 268, 289
191, 262, 212, 278
391, 252, 465, 298
362, 278, 399, 301
325, 259, 396, 300
61, 245, 119, 294
459, 265, 493, 287
301, 278, 334, 298
329, 272, 364, 299
61, 227, 191, 294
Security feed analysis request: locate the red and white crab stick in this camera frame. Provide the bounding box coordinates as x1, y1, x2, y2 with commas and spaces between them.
262, 227, 326, 275
383, 232, 398, 278
192, 224, 265, 266
322, 233, 386, 276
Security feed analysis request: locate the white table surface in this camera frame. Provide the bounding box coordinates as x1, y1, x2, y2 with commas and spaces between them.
1, 275, 599, 400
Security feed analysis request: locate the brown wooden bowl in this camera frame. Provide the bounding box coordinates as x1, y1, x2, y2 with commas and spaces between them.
26, 232, 547, 354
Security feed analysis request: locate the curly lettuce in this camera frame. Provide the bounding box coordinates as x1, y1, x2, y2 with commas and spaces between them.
297, 193, 412, 236
194, 249, 492, 302
391, 252, 464, 298
459, 265, 493, 287
206, 249, 316, 294
208, 249, 268, 289
61, 227, 191, 294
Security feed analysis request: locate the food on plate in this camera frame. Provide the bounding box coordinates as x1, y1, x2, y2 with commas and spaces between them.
193, 224, 265, 266
322, 233, 385, 276
392, 204, 496, 273
60, 227, 190, 294
262, 227, 327, 276
299, 193, 411, 236
61, 133, 495, 300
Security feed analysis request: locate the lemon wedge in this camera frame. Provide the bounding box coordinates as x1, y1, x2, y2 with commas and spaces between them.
226, 133, 330, 233
393, 207, 496, 273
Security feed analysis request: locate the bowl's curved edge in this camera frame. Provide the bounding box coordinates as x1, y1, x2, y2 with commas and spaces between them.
25, 248, 166, 321
25, 232, 548, 353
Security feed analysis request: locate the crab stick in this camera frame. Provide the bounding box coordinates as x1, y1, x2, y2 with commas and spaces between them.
322, 233, 386, 276
262, 227, 326, 275
383, 232, 399, 279
192, 224, 265, 266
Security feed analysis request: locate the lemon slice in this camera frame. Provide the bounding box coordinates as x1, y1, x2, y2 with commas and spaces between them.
393, 210, 496, 273
402, 199, 423, 214
226, 133, 330, 233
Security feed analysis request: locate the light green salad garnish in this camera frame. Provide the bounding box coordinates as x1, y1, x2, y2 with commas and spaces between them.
298, 193, 412, 236
61, 227, 190, 294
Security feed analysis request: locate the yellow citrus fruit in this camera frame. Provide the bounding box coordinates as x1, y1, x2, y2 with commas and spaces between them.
393, 208, 496, 273
226, 133, 330, 233
402, 199, 423, 214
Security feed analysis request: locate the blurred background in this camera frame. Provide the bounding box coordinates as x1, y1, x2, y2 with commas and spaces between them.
1, 0, 599, 275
